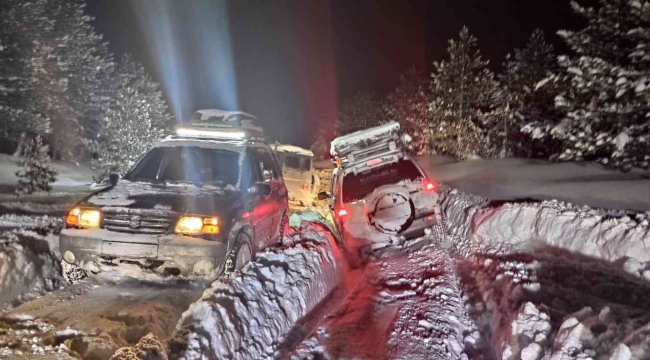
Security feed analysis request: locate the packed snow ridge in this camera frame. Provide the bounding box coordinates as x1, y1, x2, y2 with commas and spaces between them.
0, 229, 64, 308
443, 188, 650, 360
442, 188, 650, 276
169, 219, 341, 360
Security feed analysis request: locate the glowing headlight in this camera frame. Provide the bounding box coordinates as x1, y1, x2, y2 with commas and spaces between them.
175, 216, 220, 236
66, 208, 101, 228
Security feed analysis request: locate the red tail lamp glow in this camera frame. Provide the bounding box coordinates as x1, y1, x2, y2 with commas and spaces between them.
367, 158, 384, 167
337, 208, 349, 218
423, 180, 437, 192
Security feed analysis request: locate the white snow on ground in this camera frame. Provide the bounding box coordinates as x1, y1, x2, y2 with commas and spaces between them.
418, 156, 650, 211
170, 219, 342, 360
0, 153, 93, 193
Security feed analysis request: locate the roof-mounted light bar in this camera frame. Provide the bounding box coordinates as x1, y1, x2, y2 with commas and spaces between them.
175, 127, 247, 140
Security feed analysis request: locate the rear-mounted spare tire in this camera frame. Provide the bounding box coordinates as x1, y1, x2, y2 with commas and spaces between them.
365, 185, 414, 235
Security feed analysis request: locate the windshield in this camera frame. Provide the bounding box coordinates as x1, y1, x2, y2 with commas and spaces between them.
125, 146, 241, 187
342, 159, 424, 202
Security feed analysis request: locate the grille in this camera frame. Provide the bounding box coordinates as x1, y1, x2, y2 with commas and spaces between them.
102, 209, 174, 235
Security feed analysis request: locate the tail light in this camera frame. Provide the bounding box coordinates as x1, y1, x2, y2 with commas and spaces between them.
336, 208, 349, 218
422, 180, 437, 193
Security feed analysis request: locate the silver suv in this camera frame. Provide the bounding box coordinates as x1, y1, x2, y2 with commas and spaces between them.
320, 122, 440, 245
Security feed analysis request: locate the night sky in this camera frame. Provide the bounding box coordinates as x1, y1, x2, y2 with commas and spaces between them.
85, 0, 598, 146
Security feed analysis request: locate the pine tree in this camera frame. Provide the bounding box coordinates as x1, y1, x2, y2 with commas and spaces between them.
489, 30, 564, 158
15, 135, 57, 195
383, 68, 432, 155
430, 27, 498, 159
549, 0, 650, 168
85, 55, 172, 181
337, 92, 383, 135
0, 0, 114, 160
0, 0, 49, 143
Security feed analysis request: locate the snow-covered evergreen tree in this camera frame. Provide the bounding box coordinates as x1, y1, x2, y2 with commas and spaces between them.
546, 0, 650, 169
430, 27, 498, 159
85, 55, 172, 181
383, 68, 432, 155
0, 0, 114, 160
489, 30, 564, 158
0, 1, 49, 144
15, 135, 57, 194
337, 92, 383, 135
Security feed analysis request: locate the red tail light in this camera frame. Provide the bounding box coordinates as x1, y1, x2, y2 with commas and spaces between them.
337, 208, 349, 218
423, 180, 437, 193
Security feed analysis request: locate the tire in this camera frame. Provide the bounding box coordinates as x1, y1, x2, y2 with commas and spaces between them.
223, 232, 253, 277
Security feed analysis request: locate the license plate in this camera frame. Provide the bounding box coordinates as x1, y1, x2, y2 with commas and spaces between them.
101, 241, 158, 257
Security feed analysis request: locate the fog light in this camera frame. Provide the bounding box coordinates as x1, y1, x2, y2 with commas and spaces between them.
63, 251, 76, 264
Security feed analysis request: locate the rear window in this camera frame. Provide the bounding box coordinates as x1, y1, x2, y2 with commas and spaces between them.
284, 155, 301, 169
342, 159, 424, 202
125, 146, 241, 187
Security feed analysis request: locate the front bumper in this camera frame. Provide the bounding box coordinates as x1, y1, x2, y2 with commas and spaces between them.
59, 228, 228, 277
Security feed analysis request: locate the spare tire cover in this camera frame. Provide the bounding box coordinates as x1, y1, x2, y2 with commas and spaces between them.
365, 185, 413, 234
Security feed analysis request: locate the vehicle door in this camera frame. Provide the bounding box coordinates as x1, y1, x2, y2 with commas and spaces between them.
251, 147, 282, 246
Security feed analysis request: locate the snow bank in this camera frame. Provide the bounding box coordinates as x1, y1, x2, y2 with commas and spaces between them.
170, 219, 341, 360
443, 189, 650, 272
460, 250, 650, 360
444, 189, 650, 359
0, 230, 64, 307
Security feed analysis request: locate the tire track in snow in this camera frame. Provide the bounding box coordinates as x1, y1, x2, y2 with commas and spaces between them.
291, 242, 479, 360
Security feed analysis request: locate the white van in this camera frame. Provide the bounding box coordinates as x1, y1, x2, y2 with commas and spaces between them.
274, 144, 318, 200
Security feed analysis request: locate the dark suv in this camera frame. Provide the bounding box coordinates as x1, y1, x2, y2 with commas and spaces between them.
59, 110, 289, 277
321, 122, 440, 248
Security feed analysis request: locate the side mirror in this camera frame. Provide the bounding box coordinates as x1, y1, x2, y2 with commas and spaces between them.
109, 173, 120, 186
249, 183, 272, 196
317, 191, 330, 200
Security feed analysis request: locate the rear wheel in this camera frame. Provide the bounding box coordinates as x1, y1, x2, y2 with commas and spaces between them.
224, 233, 253, 276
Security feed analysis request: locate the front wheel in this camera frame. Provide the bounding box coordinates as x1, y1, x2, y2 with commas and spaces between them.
223, 233, 253, 277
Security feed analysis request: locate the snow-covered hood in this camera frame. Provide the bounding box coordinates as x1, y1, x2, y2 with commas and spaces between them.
81, 180, 240, 216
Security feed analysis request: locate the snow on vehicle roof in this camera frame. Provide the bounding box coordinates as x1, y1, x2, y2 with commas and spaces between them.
275, 144, 314, 157
330, 122, 400, 157
193, 109, 257, 121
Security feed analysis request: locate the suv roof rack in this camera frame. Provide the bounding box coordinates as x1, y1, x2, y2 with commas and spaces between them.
173, 109, 265, 140
330, 122, 405, 174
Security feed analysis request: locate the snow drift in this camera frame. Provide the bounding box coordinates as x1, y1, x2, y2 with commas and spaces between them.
0, 230, 64, 307
443, 188, 650, 359
170, 219, 341, 360
442, 189, 650, 274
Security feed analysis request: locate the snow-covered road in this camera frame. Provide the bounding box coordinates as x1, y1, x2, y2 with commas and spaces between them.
291, 241, 480, 360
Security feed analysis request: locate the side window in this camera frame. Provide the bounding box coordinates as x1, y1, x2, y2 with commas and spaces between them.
254, 148, 278, 183
285, 155, 301, 169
